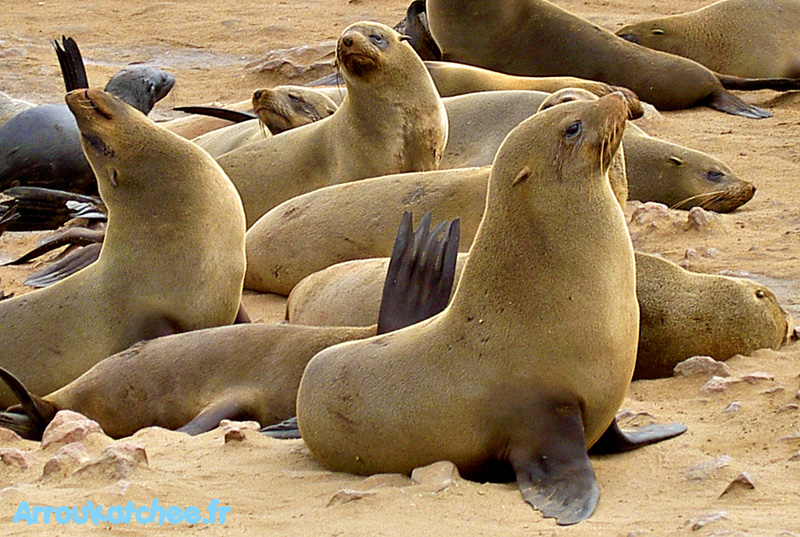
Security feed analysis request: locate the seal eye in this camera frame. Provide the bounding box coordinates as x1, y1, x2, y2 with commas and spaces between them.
370, 34, 387, 47
288, 94, 300, 104
705, 170, 725, 183
755, 289, 766, 299
564, 120, 581, 139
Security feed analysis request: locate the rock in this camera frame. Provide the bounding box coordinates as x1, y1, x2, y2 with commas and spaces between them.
411, 460, 460, 492
684, 455, 731, 481
691, 511, 728, 530
40, 442, 91, 481
686, 207, 717, 230
719, 472, 755, 498
791, 451, 800, 462
722, 402, 741, 414
0, 448, 36, 469
326, 489, 376, 507
40, 411, 105, 450
75, 442, 148, 481
629, 202, 671, 227
742, 372, 774, 384
219, 420, 260, 431
674, 356, 732, 378
0, 428, 23, 443
778, 404, 799, 413
700, 376, 738, 393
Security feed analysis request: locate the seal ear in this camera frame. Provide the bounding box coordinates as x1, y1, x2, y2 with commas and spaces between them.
651, 28, 665, 35
399, 34, 412, 42
513, 167, 532, 186
669, 156, 684, 166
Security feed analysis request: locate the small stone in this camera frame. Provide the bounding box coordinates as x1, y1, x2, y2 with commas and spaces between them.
41, 411, 105, 449
692, 512, 728, 531
742, 372, 774, 384
674, 356, 732, 378
75, 442, 148, 480
762, 386, 785, 395
791, 451, 800, 462
719, 472, 755, 498
700, 376, 739, 393
684, 247, 699, 259
703, 247, 720, 258
326, 489, 376, 507
40, 442, 91, 481
795, 389, 800, 400
780, 431, 800, 443
778, 404, 799, 413
687, 207, 716, 230
411, 460, 460, 492
219, 420, 260, 431
0, 428, 23, 443
685, 455, 731, 481
0, 448, 36, 469
629, 202, 671, 226
224, 428, 247, 443
722, 402, 741, 413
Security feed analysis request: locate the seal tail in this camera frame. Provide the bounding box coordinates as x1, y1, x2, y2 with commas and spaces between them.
172, 106, 257, 124
706, 89, 771, 119
52, 36, 88, 93
0, 366, 58, 441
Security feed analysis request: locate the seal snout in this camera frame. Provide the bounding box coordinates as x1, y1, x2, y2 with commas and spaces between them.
337, 26, 382, 76
66, 88, 115, 121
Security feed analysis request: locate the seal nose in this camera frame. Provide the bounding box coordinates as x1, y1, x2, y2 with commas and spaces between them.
617, 33, 639, 44
342, 35, 354, 47
253, 89, 263, 100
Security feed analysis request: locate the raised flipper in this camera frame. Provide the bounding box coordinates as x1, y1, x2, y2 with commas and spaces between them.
263, 210, 461, 440
4, 226, 105, 266
0, 366, 58, 441
23, 242, 102, 287
172, 106, 257, 123
509, 401, 599, 526
707, 89, 771, 119
588, 418, 687, 455
52, 36, 88, 93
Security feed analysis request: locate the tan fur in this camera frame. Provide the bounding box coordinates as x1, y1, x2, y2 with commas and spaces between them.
253, 86, 338, 134
191, 119, 271, 158
296, 94, 636, 475
287, 252, 791, 380
616, 0, 800, 79
160, 99, 252, 139
217, 22, 448, 227
0, 89, 246, 405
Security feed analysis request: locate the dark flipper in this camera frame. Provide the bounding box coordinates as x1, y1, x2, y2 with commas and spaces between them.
23, 242, 101, 287
0, 366, 58, 441
263, 211, 461, 440
4, 226, 105, 266
176, 398, 254, 436
588, 418, 687, 455
394, 0, 442, 61
2, 186, 103, 231
52, 36, 88, 93
172, 106, 257, 123
0, 205, 19, 239
716, 73, 800, 92
510, 401, 599, 526
377, 211, 460, 335
707, 89, 772, 119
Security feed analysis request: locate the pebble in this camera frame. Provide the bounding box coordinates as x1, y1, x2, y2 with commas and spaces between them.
411, 460, 460, 492
0, 448, 36, 469
326, 489, 376, 507
722, 402, 741, 414
41, 411, 105, 450
719, 472, 755, 498
75, 442, 148, 481
674, 356, 731, 378
685, 455, 731, 481
40, 442, 91, 481
691, 511, 728, 531
687, 207, 716, 230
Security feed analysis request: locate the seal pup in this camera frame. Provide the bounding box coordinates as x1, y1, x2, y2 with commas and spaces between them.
0, 212, 459, 440
217, 21, 448, 227
0, 37, 175, 196
616, 0, 800, 79
296, 94, 684, 525
0, 88, 246, 406
425, 0, 800, 118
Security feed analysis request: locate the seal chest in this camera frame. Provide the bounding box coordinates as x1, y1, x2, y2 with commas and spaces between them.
296, 94, 637, 524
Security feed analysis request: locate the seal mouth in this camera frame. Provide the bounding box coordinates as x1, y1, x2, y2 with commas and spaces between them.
673, 181, 756, 212
598, 93, 628, 171
339, 51, 379, 76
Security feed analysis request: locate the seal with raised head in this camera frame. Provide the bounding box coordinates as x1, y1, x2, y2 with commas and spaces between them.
616, 0, 800, 79
0, 88, 246, 406
425, 0, 800, 118
216, 21, 448, 227
296, 94, 684, 525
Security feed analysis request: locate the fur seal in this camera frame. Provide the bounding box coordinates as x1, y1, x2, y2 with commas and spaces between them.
295, 94, 684, 525
425, 0, 799, 118
286, 251, 792, 380
217, 22, 448, 227
0, 38, 175, 196
0, 88, 246, 406
0, 212, 459, 439
616, 0, 800, 79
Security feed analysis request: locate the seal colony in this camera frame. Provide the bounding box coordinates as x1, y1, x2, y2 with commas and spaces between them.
296, 94, 685, 525
425, 0, 800, 118
0, 88, 246, 406
217, 21, 448, 227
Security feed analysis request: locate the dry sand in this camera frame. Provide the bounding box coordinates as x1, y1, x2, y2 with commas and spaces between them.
1, 1, 799, 535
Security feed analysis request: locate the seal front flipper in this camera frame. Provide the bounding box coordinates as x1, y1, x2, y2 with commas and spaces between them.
509, 400, 599, 526
588, 418, 687, 455
0, 366, 58, 440
172, 106, 257, 124
23, 242, 101, 288
706, 89, 771, 119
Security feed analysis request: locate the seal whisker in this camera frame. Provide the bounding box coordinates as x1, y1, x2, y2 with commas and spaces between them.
669, 189, 725, 210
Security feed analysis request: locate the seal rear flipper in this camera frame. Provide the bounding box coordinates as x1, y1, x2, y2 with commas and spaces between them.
52, 36, 88, 93
587, 418, 687, 455
706, 90, 771, 119
172, 106, 257, 124
0, 366, 57, 440
176, 398, 254, 436
377, 211, 460, 334
4, 226, 105, 266
509, 401, 599, 526
23, 242, 101, 288
260, 416, 300, 439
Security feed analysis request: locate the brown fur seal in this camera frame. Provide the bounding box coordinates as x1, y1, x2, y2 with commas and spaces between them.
0, 212, 459, 439
296, 94, 683, 525
616, 0, 800, 79
287, 251, 792, 380
253, 86, 338, 134
0, 88, 246, 406
425, 0, 798, 118
217, 22, 448, 227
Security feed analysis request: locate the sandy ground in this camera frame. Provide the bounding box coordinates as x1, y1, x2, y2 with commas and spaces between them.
1, 0, 800, 535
